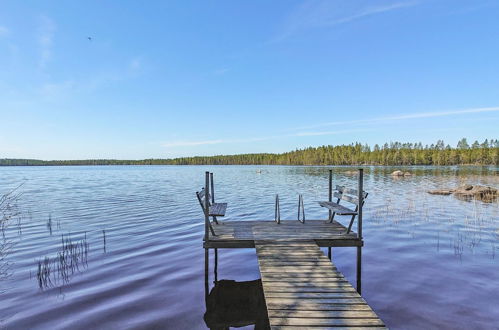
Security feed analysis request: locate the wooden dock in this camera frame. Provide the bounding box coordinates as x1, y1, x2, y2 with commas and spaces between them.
255, 240, 385, 329
201, 170, 387, 329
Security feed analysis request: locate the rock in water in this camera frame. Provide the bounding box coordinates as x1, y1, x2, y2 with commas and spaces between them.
428, 185, 497, 202
458, 184, 473, 191
454, 185, 498, 202
427, 189, 455, 195
391, 170, 404, 176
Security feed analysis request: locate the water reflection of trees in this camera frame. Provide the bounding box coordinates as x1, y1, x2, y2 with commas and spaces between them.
294, 165, 498, 178
204, 279, 270, 330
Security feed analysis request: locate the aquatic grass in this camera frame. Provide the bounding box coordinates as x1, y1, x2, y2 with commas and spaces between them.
102, 229, 106, 253
0, 184, 23, 239
46, 214, 52, 235
36, 233, 89, 290
1, 184, 25, 288
365, 178, 498, 258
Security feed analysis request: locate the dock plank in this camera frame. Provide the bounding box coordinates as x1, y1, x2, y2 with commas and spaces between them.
255, 240, 384, 330
206, 220, 360, 248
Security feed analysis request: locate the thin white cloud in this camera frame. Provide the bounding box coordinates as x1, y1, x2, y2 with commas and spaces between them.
334, 2, 417, 25
163, 136, 271, 148
129, 57, 142, 72
295, 128, 372, 136
213, 68, 230, 75
163, 128, 373, 148
38, 15, 56, 69
274, 0, 418, 41
383, 107, 499, 120
163, 140, 228, 147
34, 57, 144, 102
0, 26, 9, 37
38, 80, 75, 101
296, 106, 499, 130
162, 106, 499, 149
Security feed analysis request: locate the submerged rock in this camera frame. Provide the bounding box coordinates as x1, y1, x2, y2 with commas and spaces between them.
427, 189, 455, 195
427, 185, 498, 202
391, 170, 404, 176
391, 170, 412, 176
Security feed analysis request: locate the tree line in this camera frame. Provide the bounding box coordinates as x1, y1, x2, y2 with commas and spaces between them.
1, 138, 498, 166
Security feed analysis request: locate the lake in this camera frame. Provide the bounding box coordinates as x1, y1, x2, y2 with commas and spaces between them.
0, 165, 498, 329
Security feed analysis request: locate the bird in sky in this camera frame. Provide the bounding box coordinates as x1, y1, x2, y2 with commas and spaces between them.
87, 36, 92, 41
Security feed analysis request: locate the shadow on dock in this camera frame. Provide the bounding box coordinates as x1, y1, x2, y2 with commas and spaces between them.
204, 279, 270, 330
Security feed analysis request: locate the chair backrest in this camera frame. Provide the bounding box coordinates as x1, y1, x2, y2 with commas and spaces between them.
334, 185, 368, 206
196, 188, 211, 212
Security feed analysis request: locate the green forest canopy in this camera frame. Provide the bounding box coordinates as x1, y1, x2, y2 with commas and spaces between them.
1, 138, 498, 166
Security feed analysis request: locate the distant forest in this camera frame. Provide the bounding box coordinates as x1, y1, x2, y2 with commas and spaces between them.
1, 138, 498, 166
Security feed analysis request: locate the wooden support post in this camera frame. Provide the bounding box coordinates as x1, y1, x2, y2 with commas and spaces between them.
357, 168, 364, 294
204, 171, 210, 242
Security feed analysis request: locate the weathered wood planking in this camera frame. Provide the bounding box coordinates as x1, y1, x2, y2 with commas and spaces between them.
204, 220, 362, 248
318, 201, 358, 215
333, 192, 359, 205
336, 185, 368, 199
208, 202, 227, 216
255, 240, 385, 330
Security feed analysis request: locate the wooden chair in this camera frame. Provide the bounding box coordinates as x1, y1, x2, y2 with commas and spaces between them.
318, 185, 368, 234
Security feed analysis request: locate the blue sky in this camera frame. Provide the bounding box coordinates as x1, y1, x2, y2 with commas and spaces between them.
0, 0, 498, 160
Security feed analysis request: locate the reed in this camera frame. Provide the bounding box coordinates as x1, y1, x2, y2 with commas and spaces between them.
46, 214, 52, 235
36, 233, 89, 289
1, 185, 24, 285
0, 184, 23, 239
365, 179, 498, 259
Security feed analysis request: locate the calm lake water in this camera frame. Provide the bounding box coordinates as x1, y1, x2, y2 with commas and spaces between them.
0, 165, 498, 329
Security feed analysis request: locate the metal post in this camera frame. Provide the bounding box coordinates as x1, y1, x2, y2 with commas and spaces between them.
328, 170, 333, 259
328, 170, 332, 220
210, 172, 215, 203
358, 168, 363, 239
214, 248, 218, 283
204, 247, 209, 302
357, 246, 362, 294
210, 172, 218, 224
298, 194, 300, 220
204, 171, 210, 242
275, 194, 280, 224
298, 194, 305, 223
356, 168, 364, 294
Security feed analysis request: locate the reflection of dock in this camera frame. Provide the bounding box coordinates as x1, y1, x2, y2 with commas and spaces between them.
204, 279, 270, 329
201, 170, 385, 329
